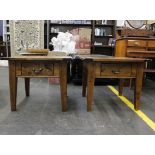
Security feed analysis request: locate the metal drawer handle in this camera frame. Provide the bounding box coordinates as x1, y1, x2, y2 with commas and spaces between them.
112, 70, 120, 74
32, 68, 43, 74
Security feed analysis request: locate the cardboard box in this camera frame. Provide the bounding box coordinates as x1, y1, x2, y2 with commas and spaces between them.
70, 28, 91, 55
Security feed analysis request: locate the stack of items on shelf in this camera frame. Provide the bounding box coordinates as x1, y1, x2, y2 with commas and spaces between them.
51, 27, 59, 33
94, 41, 102, 46
96, 20, 107, 25
95, 28, 106, 36
94, 38, 115, 47
50, 20, 91, 24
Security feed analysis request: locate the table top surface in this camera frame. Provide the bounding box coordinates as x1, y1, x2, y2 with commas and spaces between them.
77, 54, 145, 62
1, 54, 145, 62
2, 55, 72, 61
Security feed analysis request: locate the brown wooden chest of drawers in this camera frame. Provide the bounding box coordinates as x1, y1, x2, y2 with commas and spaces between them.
115, 37, 155, 78
115, 37, 155, 57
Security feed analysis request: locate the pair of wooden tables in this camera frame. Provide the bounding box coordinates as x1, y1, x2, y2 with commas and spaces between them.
5, 55, 144, 112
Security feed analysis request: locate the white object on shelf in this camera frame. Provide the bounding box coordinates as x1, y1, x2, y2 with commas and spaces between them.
95, 28, 100, 36
94, 41, 102, 46
102, 20, 107, 25
51, 32, 76, 55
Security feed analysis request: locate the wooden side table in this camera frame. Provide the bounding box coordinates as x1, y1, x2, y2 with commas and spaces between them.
5, 56, 71, 112
79, 55, 145, 111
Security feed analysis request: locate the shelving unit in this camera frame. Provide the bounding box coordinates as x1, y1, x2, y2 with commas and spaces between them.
2, 20, 10, 56
49, 23, 92, 27
91, 20, 116, 55
45, 20, 116, 55
44, 20, 49, 49
3, 20, 10, 43
45, 20, 92, 51
44, 20, 117, 84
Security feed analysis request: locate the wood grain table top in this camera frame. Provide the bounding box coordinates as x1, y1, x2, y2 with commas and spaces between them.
77, 54, 145, 62
1, 54, 145, 62
1, 55, 71, 61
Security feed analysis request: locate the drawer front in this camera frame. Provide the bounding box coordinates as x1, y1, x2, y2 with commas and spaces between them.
21, 62, 54, 76
127, 40, 146, 47
127, 47, 146, 52
148, 41, 155, 48
100, 63, 132, 77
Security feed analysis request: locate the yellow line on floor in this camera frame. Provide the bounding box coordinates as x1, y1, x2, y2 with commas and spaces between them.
107, 85, 155, 132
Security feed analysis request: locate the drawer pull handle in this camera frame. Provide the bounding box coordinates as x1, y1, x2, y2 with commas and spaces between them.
112, 70, 120, 74
32, 68, 43, 74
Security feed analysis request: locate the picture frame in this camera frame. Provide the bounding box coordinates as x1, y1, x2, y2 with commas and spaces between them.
10, 20, 44, 56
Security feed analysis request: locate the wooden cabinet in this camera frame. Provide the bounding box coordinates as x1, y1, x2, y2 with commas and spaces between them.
115, 37, 155, 78
115, 37, 155, 57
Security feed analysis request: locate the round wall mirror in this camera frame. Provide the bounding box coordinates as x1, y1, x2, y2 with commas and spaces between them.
126, 20, 147, 29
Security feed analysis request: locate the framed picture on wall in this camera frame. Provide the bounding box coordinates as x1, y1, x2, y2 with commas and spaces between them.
10, 20, 44, 56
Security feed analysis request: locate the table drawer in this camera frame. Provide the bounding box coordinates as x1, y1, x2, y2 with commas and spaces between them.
127, 40, 146, 47
100, 63, 132, 77
21, 62, 54, 76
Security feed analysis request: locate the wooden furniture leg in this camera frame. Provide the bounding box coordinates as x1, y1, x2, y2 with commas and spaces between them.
60, 61, 67, 112
82, 62, 87, 97
87, 62, 95, 112
25, 78, 30, 97
119, 79, 124, 96
9, 61, 18, 111
134, 63, 144, 110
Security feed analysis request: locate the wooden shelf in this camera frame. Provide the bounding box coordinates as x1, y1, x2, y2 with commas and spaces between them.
95, 24, 114, 27
92, 20, 116, 55
44, 33, 58, 36
50, 23, 92, 27
94, 45, 113, 48
94, 35, 113, 38
50, 33, 58, 35
144, 69, 155, 73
